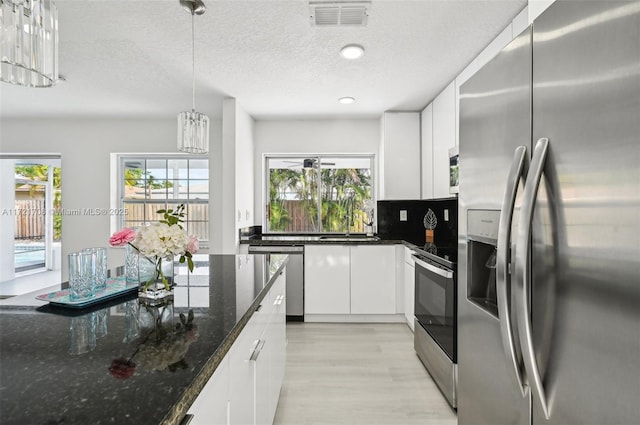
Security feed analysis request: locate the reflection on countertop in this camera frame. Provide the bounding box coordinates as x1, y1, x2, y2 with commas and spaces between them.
0, 254, 288, 425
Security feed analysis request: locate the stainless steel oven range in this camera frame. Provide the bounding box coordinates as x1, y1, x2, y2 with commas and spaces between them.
413, 246, 457, 408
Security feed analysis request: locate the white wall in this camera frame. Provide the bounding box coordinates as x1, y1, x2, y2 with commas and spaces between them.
219, 98, 255, 254
0, 159, 16, 281
253, 119, 380, 226
0, 118, 222, 280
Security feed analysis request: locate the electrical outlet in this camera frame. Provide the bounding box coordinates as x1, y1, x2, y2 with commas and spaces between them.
400, 210, 408, 221
444, 209, 449, 221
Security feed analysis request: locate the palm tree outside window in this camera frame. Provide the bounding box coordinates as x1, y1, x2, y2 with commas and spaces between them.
119, 156, 209, 248
265, 155, 374, 234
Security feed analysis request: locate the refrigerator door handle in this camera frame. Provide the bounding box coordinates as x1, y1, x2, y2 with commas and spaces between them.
496, 145, 527, 397
515, 137, 551, 420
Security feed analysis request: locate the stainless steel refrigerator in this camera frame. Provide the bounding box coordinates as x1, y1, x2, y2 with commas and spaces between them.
457, 1, 640, 424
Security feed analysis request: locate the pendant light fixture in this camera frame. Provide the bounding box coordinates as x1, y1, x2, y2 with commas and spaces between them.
0, 0, 59, 87
177, 0, 209, 154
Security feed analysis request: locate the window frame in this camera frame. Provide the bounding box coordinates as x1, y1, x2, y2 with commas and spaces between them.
263, 154, 375, 234
116, 154, 209, 248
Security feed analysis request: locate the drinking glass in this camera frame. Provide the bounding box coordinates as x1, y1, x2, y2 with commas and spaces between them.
68, 252, 94, 300
83, 247, 107, 292
68, 314, 97, 355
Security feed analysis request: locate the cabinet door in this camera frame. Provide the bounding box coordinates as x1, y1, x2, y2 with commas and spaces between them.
350, 245, 396, 314
254, 333, 270, 425
257, 271, 287, 425
269, 272, 287, 423
305, 245, 350, 314
187, 356, 229, 425
228, 317, 258, 425
432, 81, 457, 198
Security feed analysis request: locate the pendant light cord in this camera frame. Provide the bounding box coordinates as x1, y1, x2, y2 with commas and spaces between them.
191, 10, 196, 112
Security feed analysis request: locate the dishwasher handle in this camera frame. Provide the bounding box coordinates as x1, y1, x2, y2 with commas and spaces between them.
248, 245, 304, 253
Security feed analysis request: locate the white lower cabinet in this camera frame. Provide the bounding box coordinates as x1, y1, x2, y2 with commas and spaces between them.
256, 270, 286, 425
304, 245, 350, 314
350, 245, 397, 314
188, 356, 230, 425
188, 270, 286, 425
228, 316, 259, 425
305, 244, 398, 318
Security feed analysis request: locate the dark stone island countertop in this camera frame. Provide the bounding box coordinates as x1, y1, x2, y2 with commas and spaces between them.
0, 254, 288, 425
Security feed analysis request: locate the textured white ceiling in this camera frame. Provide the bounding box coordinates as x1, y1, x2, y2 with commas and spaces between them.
0, 0, 526, 120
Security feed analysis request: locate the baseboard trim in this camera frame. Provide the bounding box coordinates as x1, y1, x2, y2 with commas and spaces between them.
303, 314, 406, 323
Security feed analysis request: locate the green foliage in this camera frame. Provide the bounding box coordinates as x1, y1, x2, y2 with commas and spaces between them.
124, 168, 144, 186
157, 204, 194, 273
125, 169, 173, 189
157, 204, 185, 228
268, 165, 372, 233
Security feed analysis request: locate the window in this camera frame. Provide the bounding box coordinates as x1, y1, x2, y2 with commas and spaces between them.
265, 155, 374, 233
119, 156, 209, 247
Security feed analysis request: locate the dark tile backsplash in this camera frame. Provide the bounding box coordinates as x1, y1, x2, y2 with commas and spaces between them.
377, 198, 458, 248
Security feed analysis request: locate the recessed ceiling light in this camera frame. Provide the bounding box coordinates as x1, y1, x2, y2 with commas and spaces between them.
340, 44, 365, 60
339, 97, 355, 104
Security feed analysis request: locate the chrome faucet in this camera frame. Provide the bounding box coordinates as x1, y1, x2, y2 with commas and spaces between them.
344, 189, 355, 236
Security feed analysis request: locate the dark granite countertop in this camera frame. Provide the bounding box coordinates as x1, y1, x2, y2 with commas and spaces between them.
0, 254, 288, 425
240, 235, 458, 266
240, 234, 404, 245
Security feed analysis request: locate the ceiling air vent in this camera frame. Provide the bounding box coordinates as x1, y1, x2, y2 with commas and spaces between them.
309, 1, 370, 27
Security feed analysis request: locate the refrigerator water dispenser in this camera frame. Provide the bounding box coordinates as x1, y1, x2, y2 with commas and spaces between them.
467, 210, 500, 317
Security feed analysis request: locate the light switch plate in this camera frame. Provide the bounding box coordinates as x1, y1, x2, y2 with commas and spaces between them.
444, 209, 449, 221
400, 210, 407, 221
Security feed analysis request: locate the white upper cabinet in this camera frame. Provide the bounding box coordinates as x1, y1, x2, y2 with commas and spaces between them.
476, 24, 514, 70
421, 104, 434, 200
432, 81, 457, 199
380, 112, 421, 200
528, 0, 556, 23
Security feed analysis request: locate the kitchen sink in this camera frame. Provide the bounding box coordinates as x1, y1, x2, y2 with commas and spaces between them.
318, 235, 380, 242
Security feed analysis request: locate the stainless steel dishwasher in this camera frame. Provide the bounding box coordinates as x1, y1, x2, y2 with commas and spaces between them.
248, 245, 304, 321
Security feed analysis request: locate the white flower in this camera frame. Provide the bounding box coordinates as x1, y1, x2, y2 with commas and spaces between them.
135, 222, 190, 259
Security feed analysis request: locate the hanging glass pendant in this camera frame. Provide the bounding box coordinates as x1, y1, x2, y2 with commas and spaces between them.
0, 0, 59, 87
178, 109, 209, 153
177, 0, 209, 154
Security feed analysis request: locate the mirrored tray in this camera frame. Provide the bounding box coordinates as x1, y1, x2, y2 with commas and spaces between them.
35, 276, 138, 309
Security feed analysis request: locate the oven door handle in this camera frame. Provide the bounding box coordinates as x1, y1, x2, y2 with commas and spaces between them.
412, 255, 453, 279
497, 145, 527, 397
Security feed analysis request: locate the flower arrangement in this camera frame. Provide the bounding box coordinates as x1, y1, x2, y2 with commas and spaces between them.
109, 303, 198, 379
109, 204, 198, 292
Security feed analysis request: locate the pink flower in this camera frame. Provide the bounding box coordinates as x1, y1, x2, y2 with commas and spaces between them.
109, 357, 136, 380
186, 235, 199, 254
109, 228, 136, 247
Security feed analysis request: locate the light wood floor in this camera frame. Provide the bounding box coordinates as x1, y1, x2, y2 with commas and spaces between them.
274, 323, 458, 425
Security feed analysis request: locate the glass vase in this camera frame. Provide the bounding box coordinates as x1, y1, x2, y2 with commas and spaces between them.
365, 224, 374, 237
138, 255, 174, 302
137, 297, 175, 344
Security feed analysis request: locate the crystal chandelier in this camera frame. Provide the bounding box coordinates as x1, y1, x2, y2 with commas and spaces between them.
0, 0, 58, 87
177, 0, 209, 154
